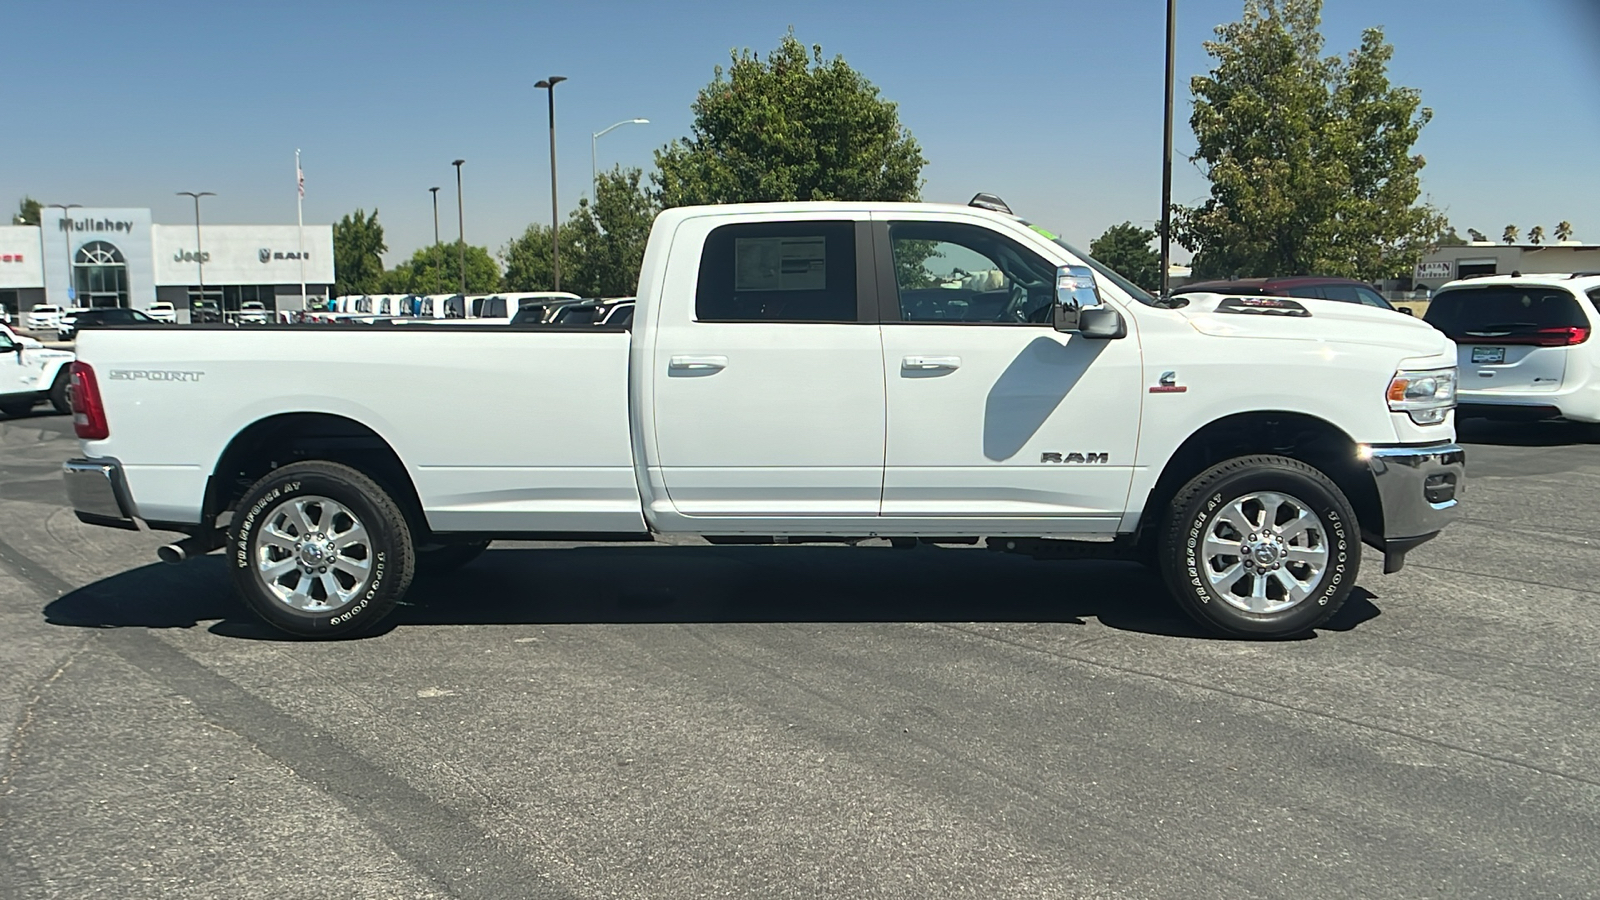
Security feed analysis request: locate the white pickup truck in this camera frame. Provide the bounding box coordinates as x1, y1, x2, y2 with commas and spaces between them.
62, 197, 1465, 639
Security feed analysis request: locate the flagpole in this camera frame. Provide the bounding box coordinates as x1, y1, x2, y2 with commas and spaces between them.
296, 149, 307, 311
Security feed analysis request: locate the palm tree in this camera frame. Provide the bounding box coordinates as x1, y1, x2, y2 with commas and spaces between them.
1503, 225, 1519, 245
1556, 221, 1574, 243
1529, 226, 1545, 245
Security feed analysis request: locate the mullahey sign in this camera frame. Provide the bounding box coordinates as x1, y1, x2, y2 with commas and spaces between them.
59, 217, 136, 233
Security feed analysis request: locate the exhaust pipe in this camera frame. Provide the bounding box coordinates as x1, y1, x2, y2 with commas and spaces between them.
158, 532, 222, 564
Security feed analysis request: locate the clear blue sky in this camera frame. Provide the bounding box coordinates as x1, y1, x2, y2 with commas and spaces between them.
5, 0, 1597, 265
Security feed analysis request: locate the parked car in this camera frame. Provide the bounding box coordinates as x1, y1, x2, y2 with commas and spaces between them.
57, 307, 93, 341
1423, 273, 1600, 422
598, 300, 635, 328
146, 301, 177, 323
0, 323, 73, 417
1174, 276, 1408, 314
238, 301, 270, 325
508, 296, 585, 325
0, 307, 11, 325
62, 196, 1462, 641
60, 307, 159, 341
192, 301, 223, 324
27, 304, 64, 331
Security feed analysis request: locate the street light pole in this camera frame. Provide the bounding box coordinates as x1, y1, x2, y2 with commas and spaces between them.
451, 160, 466, 295
176, 191, 215, 319
592, 118, 649, 199
535, 76, 568, 291
429, 186, 441, 247
47, 203, 81, 309
1159, 0, 1177, 298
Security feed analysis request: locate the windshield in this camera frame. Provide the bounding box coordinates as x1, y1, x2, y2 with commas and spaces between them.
1016, 221, 1159, 306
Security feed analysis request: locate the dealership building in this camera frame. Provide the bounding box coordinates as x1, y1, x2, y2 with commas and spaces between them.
1412, 241, 1600, 290
0, 207, 333, 323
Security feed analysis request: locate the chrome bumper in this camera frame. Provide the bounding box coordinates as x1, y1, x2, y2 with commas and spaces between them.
1366, 443, 1465, 572
62, 457, 139, 531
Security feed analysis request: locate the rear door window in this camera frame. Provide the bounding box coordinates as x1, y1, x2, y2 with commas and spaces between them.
1424, 286, 1587, 339
695, 221, 860, 323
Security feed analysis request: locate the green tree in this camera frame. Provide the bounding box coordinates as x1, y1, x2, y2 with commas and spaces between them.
1502, 225, 1519, 244
1466, 228, 1488, 243
501, 220, 587, 293
1556, 221, 1574, 242
383, 243, 500, 294
1528, 225, 1545, 245
333, 208, 387, 296
1172, 0, 1444, 280
14, 196, 41, 226
1088, 222, 1163, 293
1434, 226, 1467, 247
569, 166, 659, 296
653, 32, 926, 207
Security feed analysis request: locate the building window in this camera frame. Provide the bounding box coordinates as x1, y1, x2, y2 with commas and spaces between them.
74, 241, 129, 308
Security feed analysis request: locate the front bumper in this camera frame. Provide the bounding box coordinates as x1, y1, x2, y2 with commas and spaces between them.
1365, 443, 1465, 573
63, 457, 140, 531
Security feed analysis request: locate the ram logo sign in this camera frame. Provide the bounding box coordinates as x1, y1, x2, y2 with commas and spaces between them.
1041, 452, 1109, 465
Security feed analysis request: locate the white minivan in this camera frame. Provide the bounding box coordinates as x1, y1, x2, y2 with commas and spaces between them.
1424, 273, 1600, 422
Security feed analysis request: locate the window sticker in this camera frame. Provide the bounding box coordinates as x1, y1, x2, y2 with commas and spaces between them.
735, 236, 826, 291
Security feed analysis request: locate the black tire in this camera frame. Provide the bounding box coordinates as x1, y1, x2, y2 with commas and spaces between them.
0, 401, 33, 418
416, 540, 490, 574
1158, 454, 1359, 639
49, 371, 70, 414
229, 460, 415, 639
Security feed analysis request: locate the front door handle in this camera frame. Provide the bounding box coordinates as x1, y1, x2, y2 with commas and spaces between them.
669, 355, 728, 372
902, 355, 961, 371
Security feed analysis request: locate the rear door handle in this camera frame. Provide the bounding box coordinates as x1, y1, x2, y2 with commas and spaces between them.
669, 355, 728, 372
902, 355, 961, 371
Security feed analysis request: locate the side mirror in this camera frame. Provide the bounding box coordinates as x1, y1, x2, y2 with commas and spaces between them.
1397, 306, 1415, 316
1053, 264, 1123, 339
1078, 307, 1127, 340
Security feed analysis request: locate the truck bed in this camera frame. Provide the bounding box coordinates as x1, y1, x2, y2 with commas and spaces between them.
75, 325, 645, 534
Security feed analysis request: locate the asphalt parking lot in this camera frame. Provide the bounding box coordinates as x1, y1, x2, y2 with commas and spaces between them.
2, 411, 1598, 899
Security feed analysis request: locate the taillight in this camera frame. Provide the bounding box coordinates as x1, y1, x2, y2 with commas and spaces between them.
1465, 326, 1591, 347
1531, 326, 1591, 347
70, 362, 109, 440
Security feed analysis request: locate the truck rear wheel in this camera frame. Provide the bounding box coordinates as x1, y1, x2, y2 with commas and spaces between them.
1158, 455, 1359, 639
229, 461, 415, 639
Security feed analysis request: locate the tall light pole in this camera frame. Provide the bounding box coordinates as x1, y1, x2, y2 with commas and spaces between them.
176, 192, 215, 319
1159, 0, 1177, 298
429, 185, 443, 296
451, 160, 466, 295
47, 203, 81, 309
535, 76, 567, 291
592, 118, 649, 198
428, 186, 441, 247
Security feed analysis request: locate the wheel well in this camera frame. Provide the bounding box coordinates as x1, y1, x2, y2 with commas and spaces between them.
1138, 412, 1382, 543
204, 413, 427, 536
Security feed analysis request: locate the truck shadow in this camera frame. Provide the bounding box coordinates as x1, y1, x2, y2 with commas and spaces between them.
1457, 419, 1600, 447
42, 544, 1381, 641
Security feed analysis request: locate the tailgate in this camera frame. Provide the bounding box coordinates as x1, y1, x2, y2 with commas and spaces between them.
1456, 343, 1567, 392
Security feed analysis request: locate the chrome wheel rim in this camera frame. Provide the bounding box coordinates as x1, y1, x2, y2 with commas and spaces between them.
1200, 491, 1329, 614
253, 494, 372, 612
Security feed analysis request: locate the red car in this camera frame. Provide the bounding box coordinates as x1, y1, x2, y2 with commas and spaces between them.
1173, 276, 1409, 314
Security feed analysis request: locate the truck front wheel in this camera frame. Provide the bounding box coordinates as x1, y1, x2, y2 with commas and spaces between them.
229, 461, 416, 639
1158, 455, 1359, 639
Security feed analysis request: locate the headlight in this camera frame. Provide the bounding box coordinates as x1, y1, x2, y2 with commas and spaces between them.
1388, 368, 1457, 425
